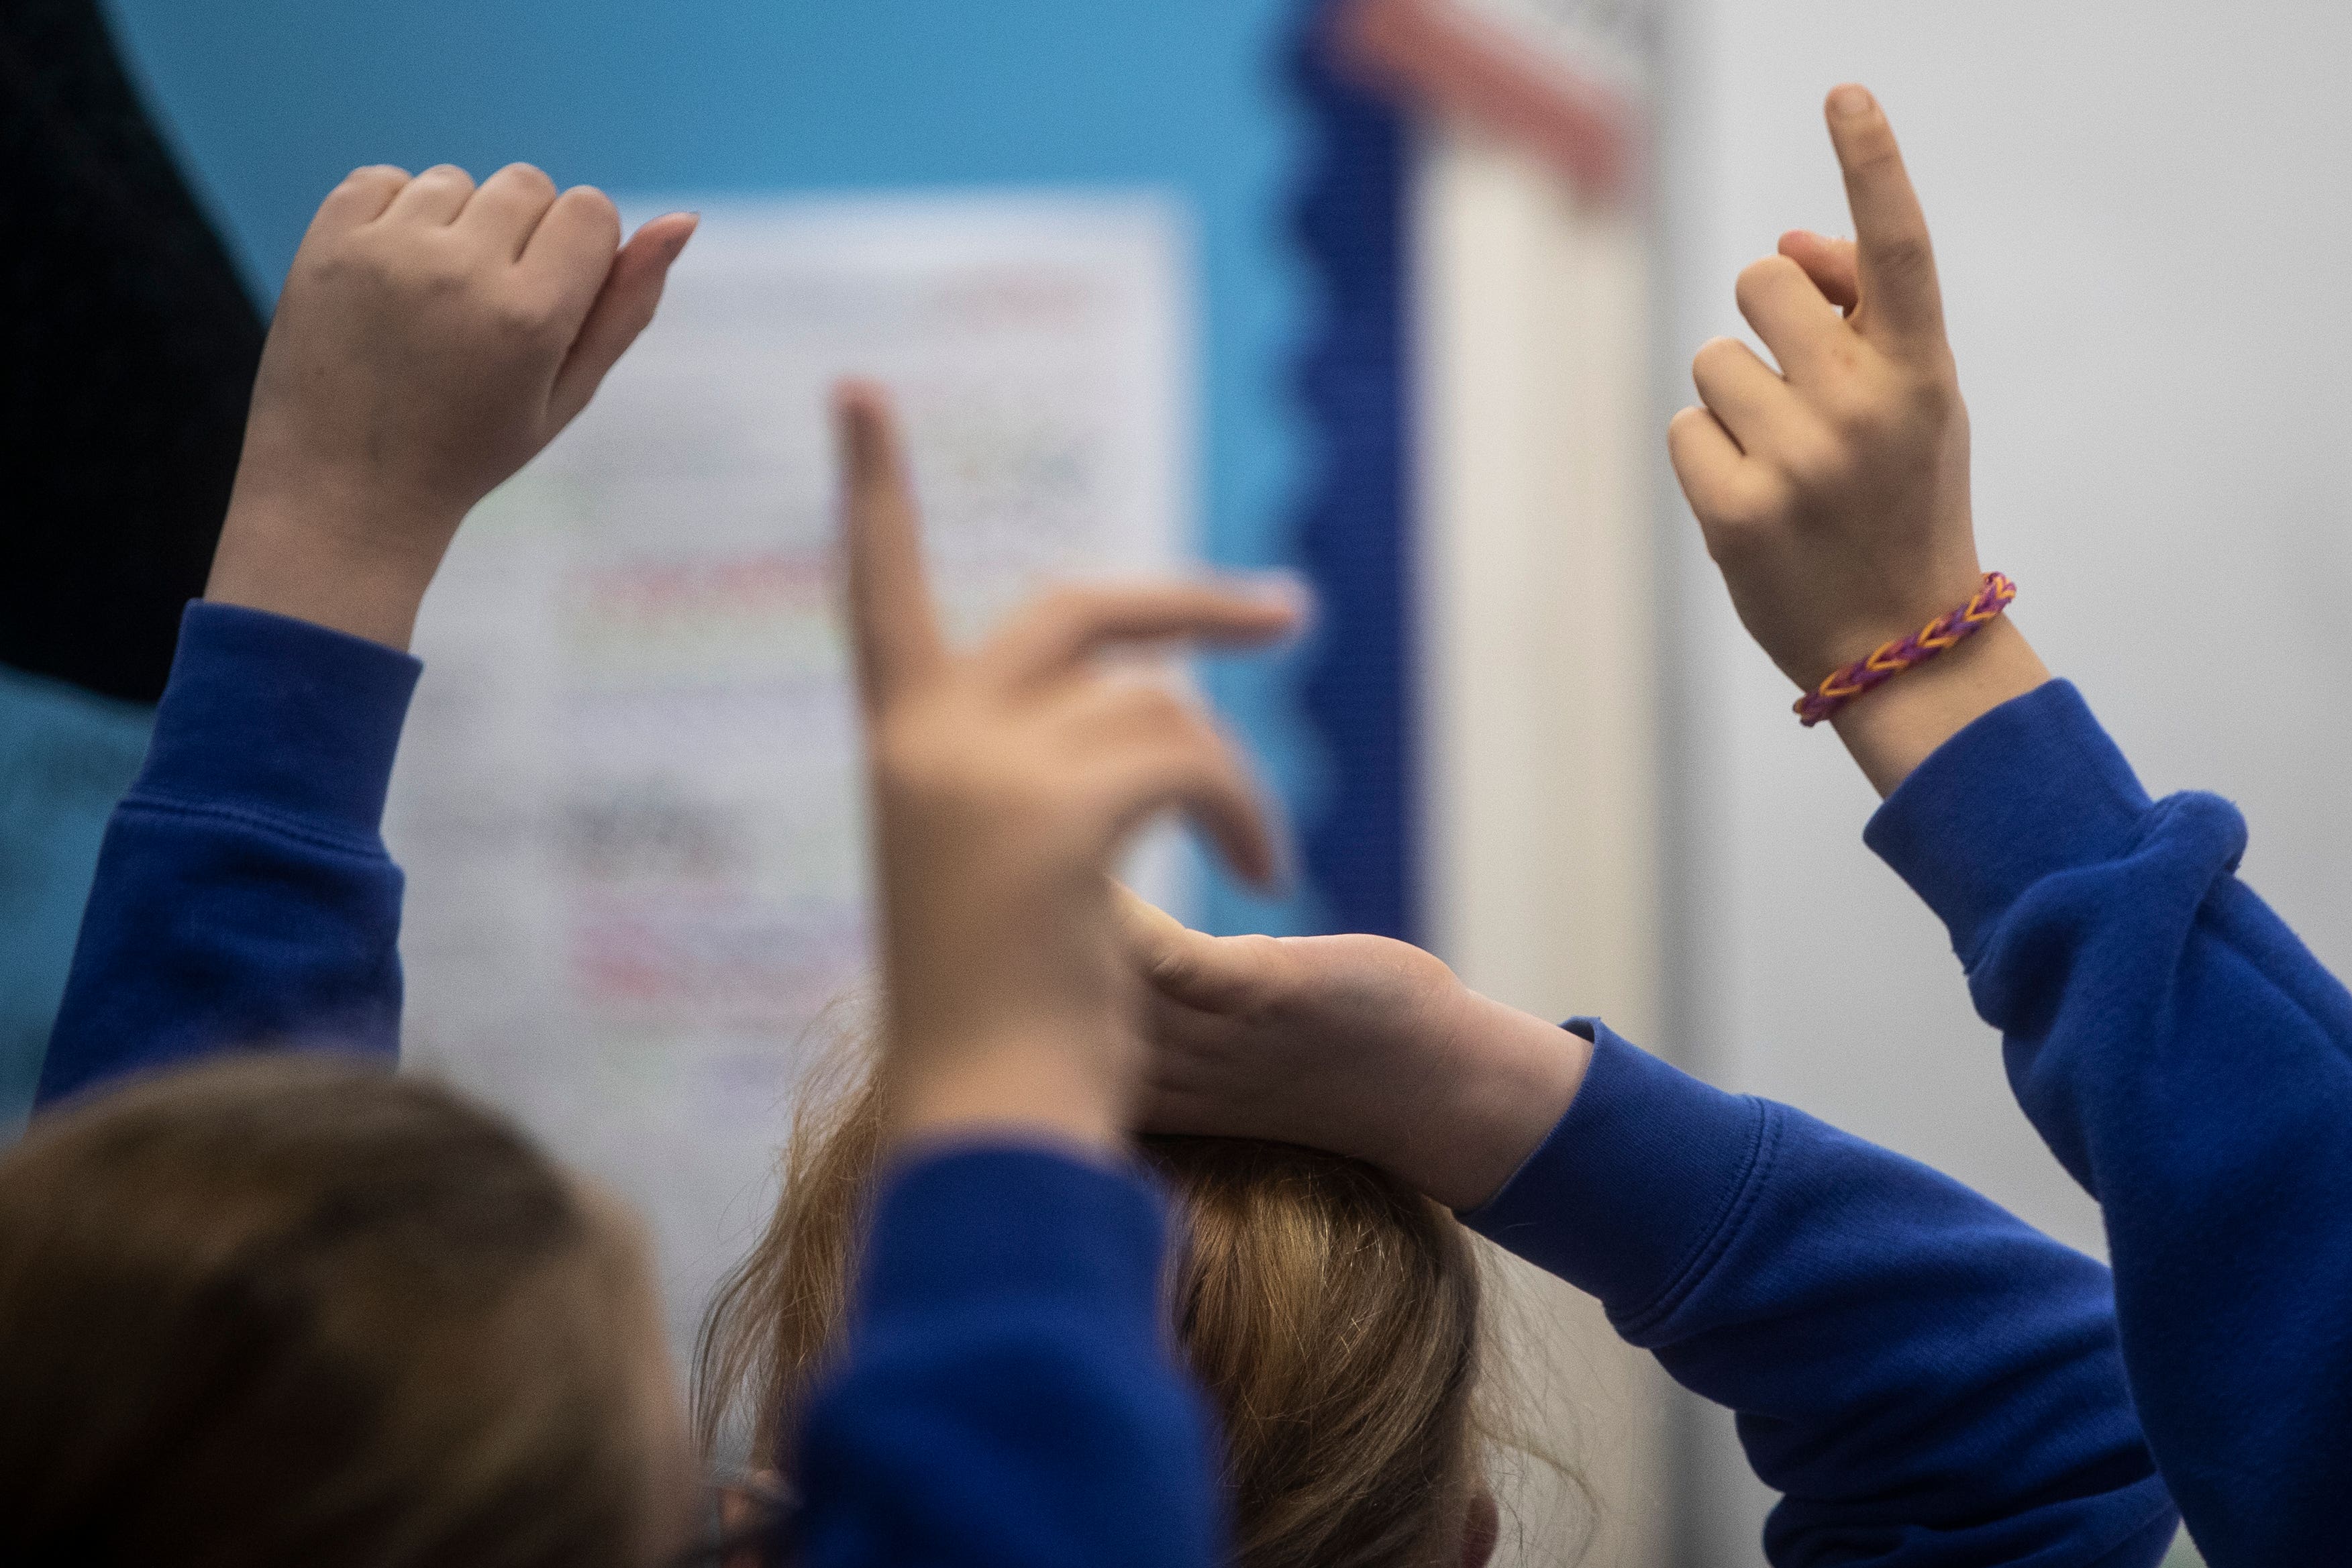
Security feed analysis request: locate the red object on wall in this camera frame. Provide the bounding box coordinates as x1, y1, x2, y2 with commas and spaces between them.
1336, 0, 1642, 203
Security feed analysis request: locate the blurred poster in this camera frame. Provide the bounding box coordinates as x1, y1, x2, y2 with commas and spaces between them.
385, 193, 1192, 1355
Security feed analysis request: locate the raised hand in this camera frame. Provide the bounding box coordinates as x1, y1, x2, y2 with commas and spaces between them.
1119, 891, 1588, 1211
1669, 85, 2047, 792
839, 385, 1302, 1153
209, 163, 699, 649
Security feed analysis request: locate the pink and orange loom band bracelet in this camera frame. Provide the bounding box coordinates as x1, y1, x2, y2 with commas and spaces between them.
1794, 572, 2018, 727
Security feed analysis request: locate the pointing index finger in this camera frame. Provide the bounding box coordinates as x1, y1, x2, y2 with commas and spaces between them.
836, 382, 947, 709
1824, 84, 1945, 348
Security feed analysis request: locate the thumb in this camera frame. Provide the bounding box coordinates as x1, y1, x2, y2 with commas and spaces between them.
1113, 882, 1260, 1012
548, 211, 699, 427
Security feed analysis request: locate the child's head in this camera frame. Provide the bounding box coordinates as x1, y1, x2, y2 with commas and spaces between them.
0, 1057, 698, 1568
701, 1052, 1499, 1568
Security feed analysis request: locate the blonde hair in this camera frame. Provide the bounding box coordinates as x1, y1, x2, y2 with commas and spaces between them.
698, 1047, 1492, 1568
0, 1056, 681, 1568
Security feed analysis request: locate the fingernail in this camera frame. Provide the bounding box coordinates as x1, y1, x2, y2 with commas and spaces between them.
1829, 83, 1874, 120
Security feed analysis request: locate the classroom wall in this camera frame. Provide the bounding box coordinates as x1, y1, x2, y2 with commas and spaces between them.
103, 0, 1323, 939
1660, 1, 2352, 1558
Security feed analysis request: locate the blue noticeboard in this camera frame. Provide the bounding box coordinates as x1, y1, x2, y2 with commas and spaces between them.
103, 0, 1412, 941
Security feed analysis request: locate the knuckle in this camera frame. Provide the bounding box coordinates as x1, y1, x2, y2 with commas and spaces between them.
1820, 375, 1892, 437
1777, 431, 1847, 492
1703, 474, 1791, 537
1898, 363, 1958, 418
1733, 254, 1796, 309
1691, 336, 1732, 374
1874, 231, 1933, 280
499, 161, 557, 197
487, 292, 562, 345
560, 185, 622, 237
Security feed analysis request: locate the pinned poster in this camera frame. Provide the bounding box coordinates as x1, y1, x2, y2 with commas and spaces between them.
382, 193, 1192, 1354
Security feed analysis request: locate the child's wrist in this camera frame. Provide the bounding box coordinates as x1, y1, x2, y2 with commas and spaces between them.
1408, 990, 1592, 1212
207, 488, 460, 652
1830, 615, 2050, 796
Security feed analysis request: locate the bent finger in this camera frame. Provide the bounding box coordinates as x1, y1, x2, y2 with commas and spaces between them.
548, 212, 697, 427
462, 162, 562, 260
1735, 254, 1847, 384
984, 582, 1300, 692
517, 185, 624, 334
1778, 229, 1859, 313
1096, 724, 1282, 890
1667, 404, 1747, 508
1668, 405, 1790, 546
1690, 336, 1805, 455
379, 162, 476, 226
309, 166, 411, 233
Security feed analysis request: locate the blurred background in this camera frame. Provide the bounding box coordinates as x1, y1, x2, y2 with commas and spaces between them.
9, 1, 2347, 1561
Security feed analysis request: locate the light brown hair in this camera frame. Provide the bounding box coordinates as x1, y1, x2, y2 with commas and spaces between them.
698, 1053, 1492, 1568
0, 1055, 686, 1568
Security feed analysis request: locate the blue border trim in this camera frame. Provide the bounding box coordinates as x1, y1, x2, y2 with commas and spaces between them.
1290, 1, 1416, 942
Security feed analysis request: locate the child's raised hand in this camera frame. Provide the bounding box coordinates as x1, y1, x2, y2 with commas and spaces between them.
1118, 892, 1589, 1211
1670, 86, 2046, 792
839, 386, 1301, 1153
208, 164, 699, 649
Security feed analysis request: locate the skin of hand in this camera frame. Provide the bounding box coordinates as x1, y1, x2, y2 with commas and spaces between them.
837, 384, 1302, 1155
1118, 890, 1592, 1212
206, 162, 699, 650
1668, 85, 2049, 796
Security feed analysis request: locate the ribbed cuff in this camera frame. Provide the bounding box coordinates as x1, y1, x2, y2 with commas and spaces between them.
861, 1146, 1171, 1330
132, 601, 422, 842
1864, 680, 2153, 968
1460, 1023, 1772, 1326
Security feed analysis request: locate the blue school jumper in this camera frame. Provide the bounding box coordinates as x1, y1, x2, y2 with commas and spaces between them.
1867, 681, 2352, 1567
40, 603, 2177, 1567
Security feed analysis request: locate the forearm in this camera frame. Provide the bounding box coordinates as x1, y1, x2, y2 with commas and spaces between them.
798, 1146, 1221, 1568
38, 603, 419, 1106
1463, 1026, 2174, 1567
1870, 680, 2352, 1565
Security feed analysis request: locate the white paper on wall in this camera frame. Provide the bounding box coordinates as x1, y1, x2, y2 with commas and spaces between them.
384, 193, 1194, 1361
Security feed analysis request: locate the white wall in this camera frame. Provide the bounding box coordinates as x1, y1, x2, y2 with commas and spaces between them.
1661, 1, 2352, 1559
1418, 126, 1669, 1565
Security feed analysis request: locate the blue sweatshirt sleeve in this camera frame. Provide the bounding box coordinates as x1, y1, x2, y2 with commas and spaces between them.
1866, 679, 2352, 1568
36, 601, 419, 1106
1463, 1025, 2176, 1568
799, 1145, 1221, 1568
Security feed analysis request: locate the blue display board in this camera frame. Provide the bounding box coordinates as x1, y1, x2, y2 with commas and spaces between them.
105, 0, 1410, 939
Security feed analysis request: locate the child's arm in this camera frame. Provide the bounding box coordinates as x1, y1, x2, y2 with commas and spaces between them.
1673, 86, 2352, 1565
1124, 906, 2176, 1566
38, 165, 694, 1106
796, 390, 1298, 1567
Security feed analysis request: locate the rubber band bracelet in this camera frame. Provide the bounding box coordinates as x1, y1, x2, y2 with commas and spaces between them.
1794, 572, 2017, 727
